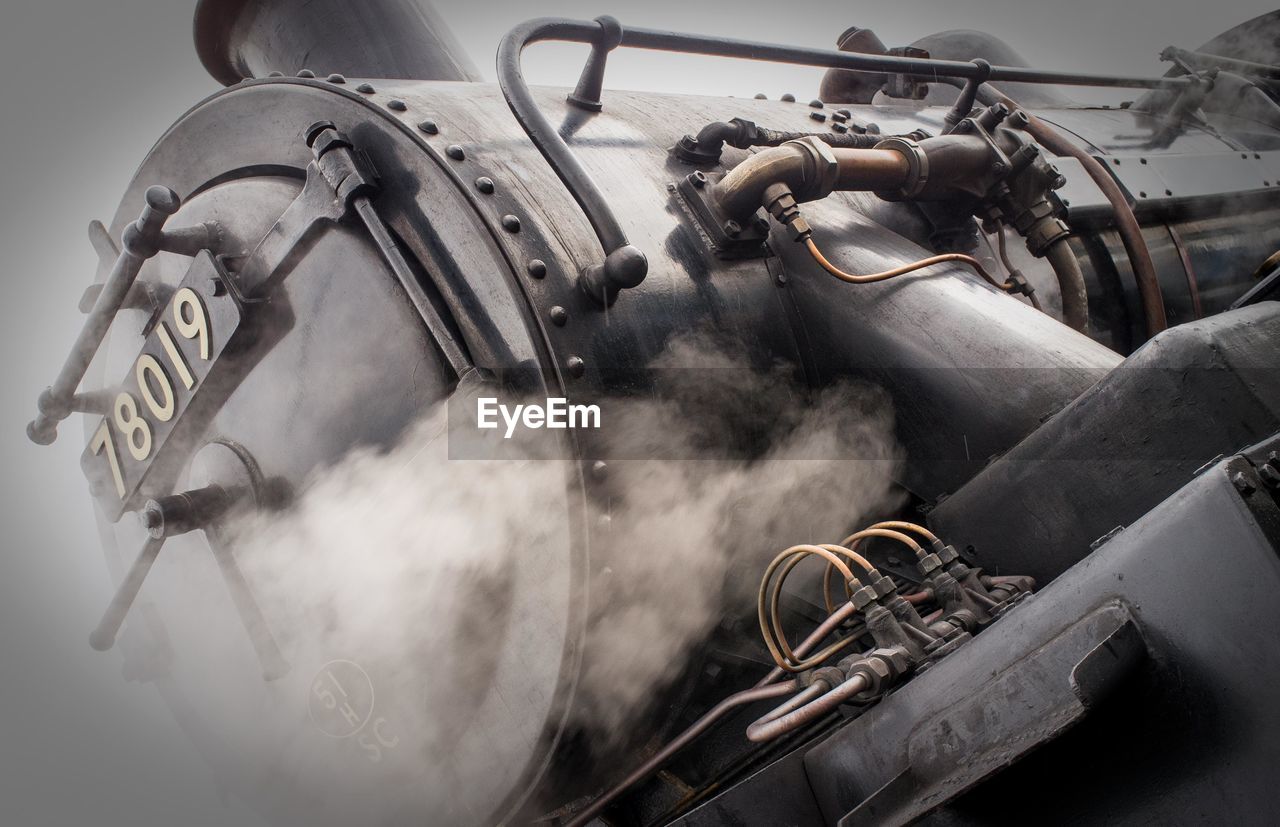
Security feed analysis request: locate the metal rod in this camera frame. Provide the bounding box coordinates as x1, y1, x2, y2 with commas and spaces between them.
1161, 46, 1280, 80
90, 535, 166, 651
351, 197, 472, 378
28, 186, 180, 445
208, 533, 290, 682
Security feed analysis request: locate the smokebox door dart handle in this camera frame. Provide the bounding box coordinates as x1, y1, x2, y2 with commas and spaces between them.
89, 484, 289, 681
90, 535, 166, 652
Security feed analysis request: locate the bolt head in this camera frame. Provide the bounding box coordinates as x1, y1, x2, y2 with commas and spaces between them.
549, 305, 568, 326
566, 356, 586, 378
723, 219, 742, 237
1232, 470, 1257, 497
691, 170, 708, 188
527, 259, 547, 279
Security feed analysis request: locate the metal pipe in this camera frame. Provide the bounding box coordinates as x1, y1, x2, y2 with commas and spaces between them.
714, 142, 909, 219
1045, 237, 1089, 330
957, 83, 1167, 335
564, 680, 800, 827
755, 601, 859, 687
746, 672, 871, 742
496, 16, 1191, 303
1161, 46, 1280, 80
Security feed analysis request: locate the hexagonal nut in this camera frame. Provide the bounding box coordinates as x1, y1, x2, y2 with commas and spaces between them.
936, 544, 959, 564
805, 666, 845, 691
850, 585, 878, 610
872, 574, 896, 598
868, 645, 911, 677
917, 552, 943, 576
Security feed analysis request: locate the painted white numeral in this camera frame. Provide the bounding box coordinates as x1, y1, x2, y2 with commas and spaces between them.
136, 354, 175, 422
174, 287, 210, 360
155, 323, 195, 390
90, 420, 126, 500
114, 392, 152, 461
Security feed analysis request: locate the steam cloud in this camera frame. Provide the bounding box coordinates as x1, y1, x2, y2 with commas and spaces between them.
206, 333, 903, 825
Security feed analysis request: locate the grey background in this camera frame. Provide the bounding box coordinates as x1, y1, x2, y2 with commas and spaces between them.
0, 0, 1269, 824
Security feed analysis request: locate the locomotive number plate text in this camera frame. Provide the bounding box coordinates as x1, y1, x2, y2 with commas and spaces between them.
81, 251, 242, 519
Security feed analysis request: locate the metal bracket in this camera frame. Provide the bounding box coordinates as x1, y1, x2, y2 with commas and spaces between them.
674, 171, 771, 259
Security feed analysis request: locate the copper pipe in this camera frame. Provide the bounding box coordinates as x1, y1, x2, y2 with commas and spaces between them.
902, 589, 934, 605
755, 601, 859, 688
839, 527, 927, 559
760, 545, 860, 670
714, 141, 910, 219
806, 236, 1012, 289
565, 680, 800, 827
746, 671, 872, 743
990, 95, 1167, 335
995, 223, 1045, 312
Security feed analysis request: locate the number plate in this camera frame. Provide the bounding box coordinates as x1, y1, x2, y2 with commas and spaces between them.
81, 251, 243, 520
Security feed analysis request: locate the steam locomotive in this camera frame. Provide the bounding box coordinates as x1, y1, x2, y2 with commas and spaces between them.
27, 0, 1280, 824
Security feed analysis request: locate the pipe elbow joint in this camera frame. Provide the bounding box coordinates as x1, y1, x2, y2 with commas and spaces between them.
712, 137, 839, 222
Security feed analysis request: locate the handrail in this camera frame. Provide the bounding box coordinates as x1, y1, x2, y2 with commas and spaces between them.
496, 15, 1194, 306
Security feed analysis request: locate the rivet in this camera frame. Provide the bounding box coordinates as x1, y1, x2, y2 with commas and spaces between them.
267, 71, 285, 78
832, 122, 848, 133
1139, 191, 1147, 198
809, 111, 827, 122
356, 82, 375, 94
1111, 158, 1120, 166
549, 306, 568, 326
1139, 158, 1148, 164
1242, 153, 1250, 159
297, 69, 315, 78
418, 120, 439, 135
780, 93, 796, 102
566, 356, 586, 378
327, 73, 346, 84
446, 144, 465, 160
754, 93, 767, 100
502, 214, 521, 233
591, 460, 608, 478
831, 110, 849, 123
1165, 189, 1173, 196
475, 176, 495, 194
387, 99, 407, 112
809, 99, 824, 108
527, 259, 547, 279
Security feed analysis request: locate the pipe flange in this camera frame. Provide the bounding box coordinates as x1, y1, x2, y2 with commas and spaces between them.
782, 136, 840, 202
873, 136, 929, 199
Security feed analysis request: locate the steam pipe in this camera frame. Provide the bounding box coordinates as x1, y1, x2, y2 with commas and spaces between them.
194, 0, 480, 85
712, 140, 910, 220
564, 680, 800, 827
1045, 237, 1089, 330
497, 16, 1193, 303
985, 90, 1167, 335
746, 671, 871, 742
